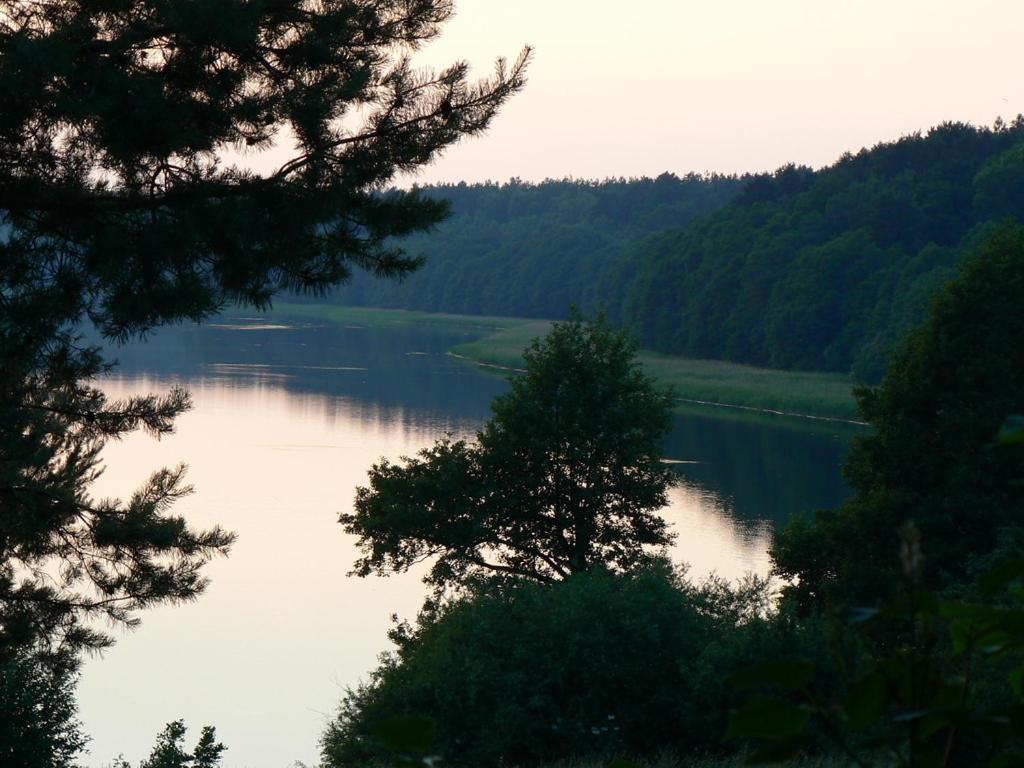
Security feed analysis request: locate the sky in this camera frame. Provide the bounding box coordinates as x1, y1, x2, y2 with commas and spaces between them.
377, 0, 1024, 184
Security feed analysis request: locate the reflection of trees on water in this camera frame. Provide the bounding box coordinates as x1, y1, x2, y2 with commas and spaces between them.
101, 374, 486, 450
664, 410, 850, 528
102, 316, 850, 552
103, 316, 507, 428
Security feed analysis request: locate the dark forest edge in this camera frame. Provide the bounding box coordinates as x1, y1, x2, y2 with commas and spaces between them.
270, 303, 861, 423
312, 119, 1024, 382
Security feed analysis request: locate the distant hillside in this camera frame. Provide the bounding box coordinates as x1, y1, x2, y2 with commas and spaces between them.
324, 174, 747, 318
322, 120, 1024, 380
599, 120, 1024, 378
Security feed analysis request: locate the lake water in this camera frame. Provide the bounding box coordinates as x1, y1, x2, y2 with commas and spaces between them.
78, 314, 851, 768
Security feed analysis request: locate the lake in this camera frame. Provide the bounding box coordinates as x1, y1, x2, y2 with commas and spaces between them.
78, 313, 851, 768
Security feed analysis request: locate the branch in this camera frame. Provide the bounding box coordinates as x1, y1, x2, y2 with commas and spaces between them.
464, 554, 555, 584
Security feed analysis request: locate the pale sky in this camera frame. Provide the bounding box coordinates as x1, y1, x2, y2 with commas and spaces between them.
391, 0, 1024, 183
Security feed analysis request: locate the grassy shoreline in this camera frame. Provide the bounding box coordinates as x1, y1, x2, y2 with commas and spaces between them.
271, 301, 525, 333
270, 303, 861, 424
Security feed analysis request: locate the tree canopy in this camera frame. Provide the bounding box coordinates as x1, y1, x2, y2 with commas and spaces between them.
772, 223, 1024, 611
341, 313, 679, 590
320, 120, 1024, 380
322, 173, 747, 317
136, 721, 225, 768
0, 0, 528, 660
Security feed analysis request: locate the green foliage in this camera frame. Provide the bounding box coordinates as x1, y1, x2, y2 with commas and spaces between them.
730, 524, 1024, 767
0, 652, 86, 768
324, 173, 747, 319
326, 121, 1024, 379
320, 565, 810, 768
342, 313, 679, 589
773, 224, 1024, 611
605, 121, 1024, 377
0, 0, 527, 659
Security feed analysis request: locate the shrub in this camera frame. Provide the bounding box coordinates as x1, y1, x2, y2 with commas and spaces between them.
321, 564, 822, 768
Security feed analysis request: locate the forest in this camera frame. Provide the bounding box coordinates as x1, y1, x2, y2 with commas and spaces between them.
327, 120, 1024, 380
321, 173, 747, 319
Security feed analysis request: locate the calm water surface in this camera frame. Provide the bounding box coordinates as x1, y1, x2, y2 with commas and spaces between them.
79, 315, 851, 768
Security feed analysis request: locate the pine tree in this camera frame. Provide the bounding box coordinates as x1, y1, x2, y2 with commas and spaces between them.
0, 0, 529, 659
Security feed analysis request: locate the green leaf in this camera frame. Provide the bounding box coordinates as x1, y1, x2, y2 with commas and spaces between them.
369, 715, 436, 754
732, 662, 814, 691
726, 696, 811, 741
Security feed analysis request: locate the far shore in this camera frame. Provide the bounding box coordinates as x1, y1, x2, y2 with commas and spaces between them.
270, 302, 863, 428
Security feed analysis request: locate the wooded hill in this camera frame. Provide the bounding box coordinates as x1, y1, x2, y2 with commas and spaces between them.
324, 174, 747, 318
326, 120, 1024, 379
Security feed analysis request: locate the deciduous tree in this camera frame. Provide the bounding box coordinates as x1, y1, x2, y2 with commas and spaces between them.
342, 313, 678, 590
772, 223, 1024, 611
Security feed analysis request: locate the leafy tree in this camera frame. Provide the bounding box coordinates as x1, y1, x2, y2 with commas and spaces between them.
326, 121, 1024, 378
772, 223, 1024, 611
598, 120, 1024, 377
324, 173, 747, 318
341, 313, 678, 590
0, 0, 528, 659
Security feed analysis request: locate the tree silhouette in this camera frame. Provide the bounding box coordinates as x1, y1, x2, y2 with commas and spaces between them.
0, 0, 529, 659
343, 313, 678, 590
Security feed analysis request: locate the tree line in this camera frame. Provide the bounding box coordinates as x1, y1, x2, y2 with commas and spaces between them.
326, 121, 1024, 381
319, 173, 747, 318
603, 120, 1024, 379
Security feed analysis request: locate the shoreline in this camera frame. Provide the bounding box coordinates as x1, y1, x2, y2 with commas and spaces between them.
270, 303, 862, 426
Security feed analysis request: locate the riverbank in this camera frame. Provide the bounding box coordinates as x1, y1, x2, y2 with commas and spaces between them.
271, 303, 861, 423
271, 302, 524, 334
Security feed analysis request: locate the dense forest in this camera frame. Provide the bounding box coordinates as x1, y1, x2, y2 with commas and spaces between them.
327, 120, 1024, 380
603, 120, 1024, 378
323, 174, 747, 318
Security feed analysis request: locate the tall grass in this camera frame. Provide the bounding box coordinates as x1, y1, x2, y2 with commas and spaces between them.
451, 324, 860, 422
272, 304, 861, 423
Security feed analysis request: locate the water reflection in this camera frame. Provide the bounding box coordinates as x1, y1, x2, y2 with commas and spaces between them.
665, 408, 851, 527
76, 316, 851, 768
